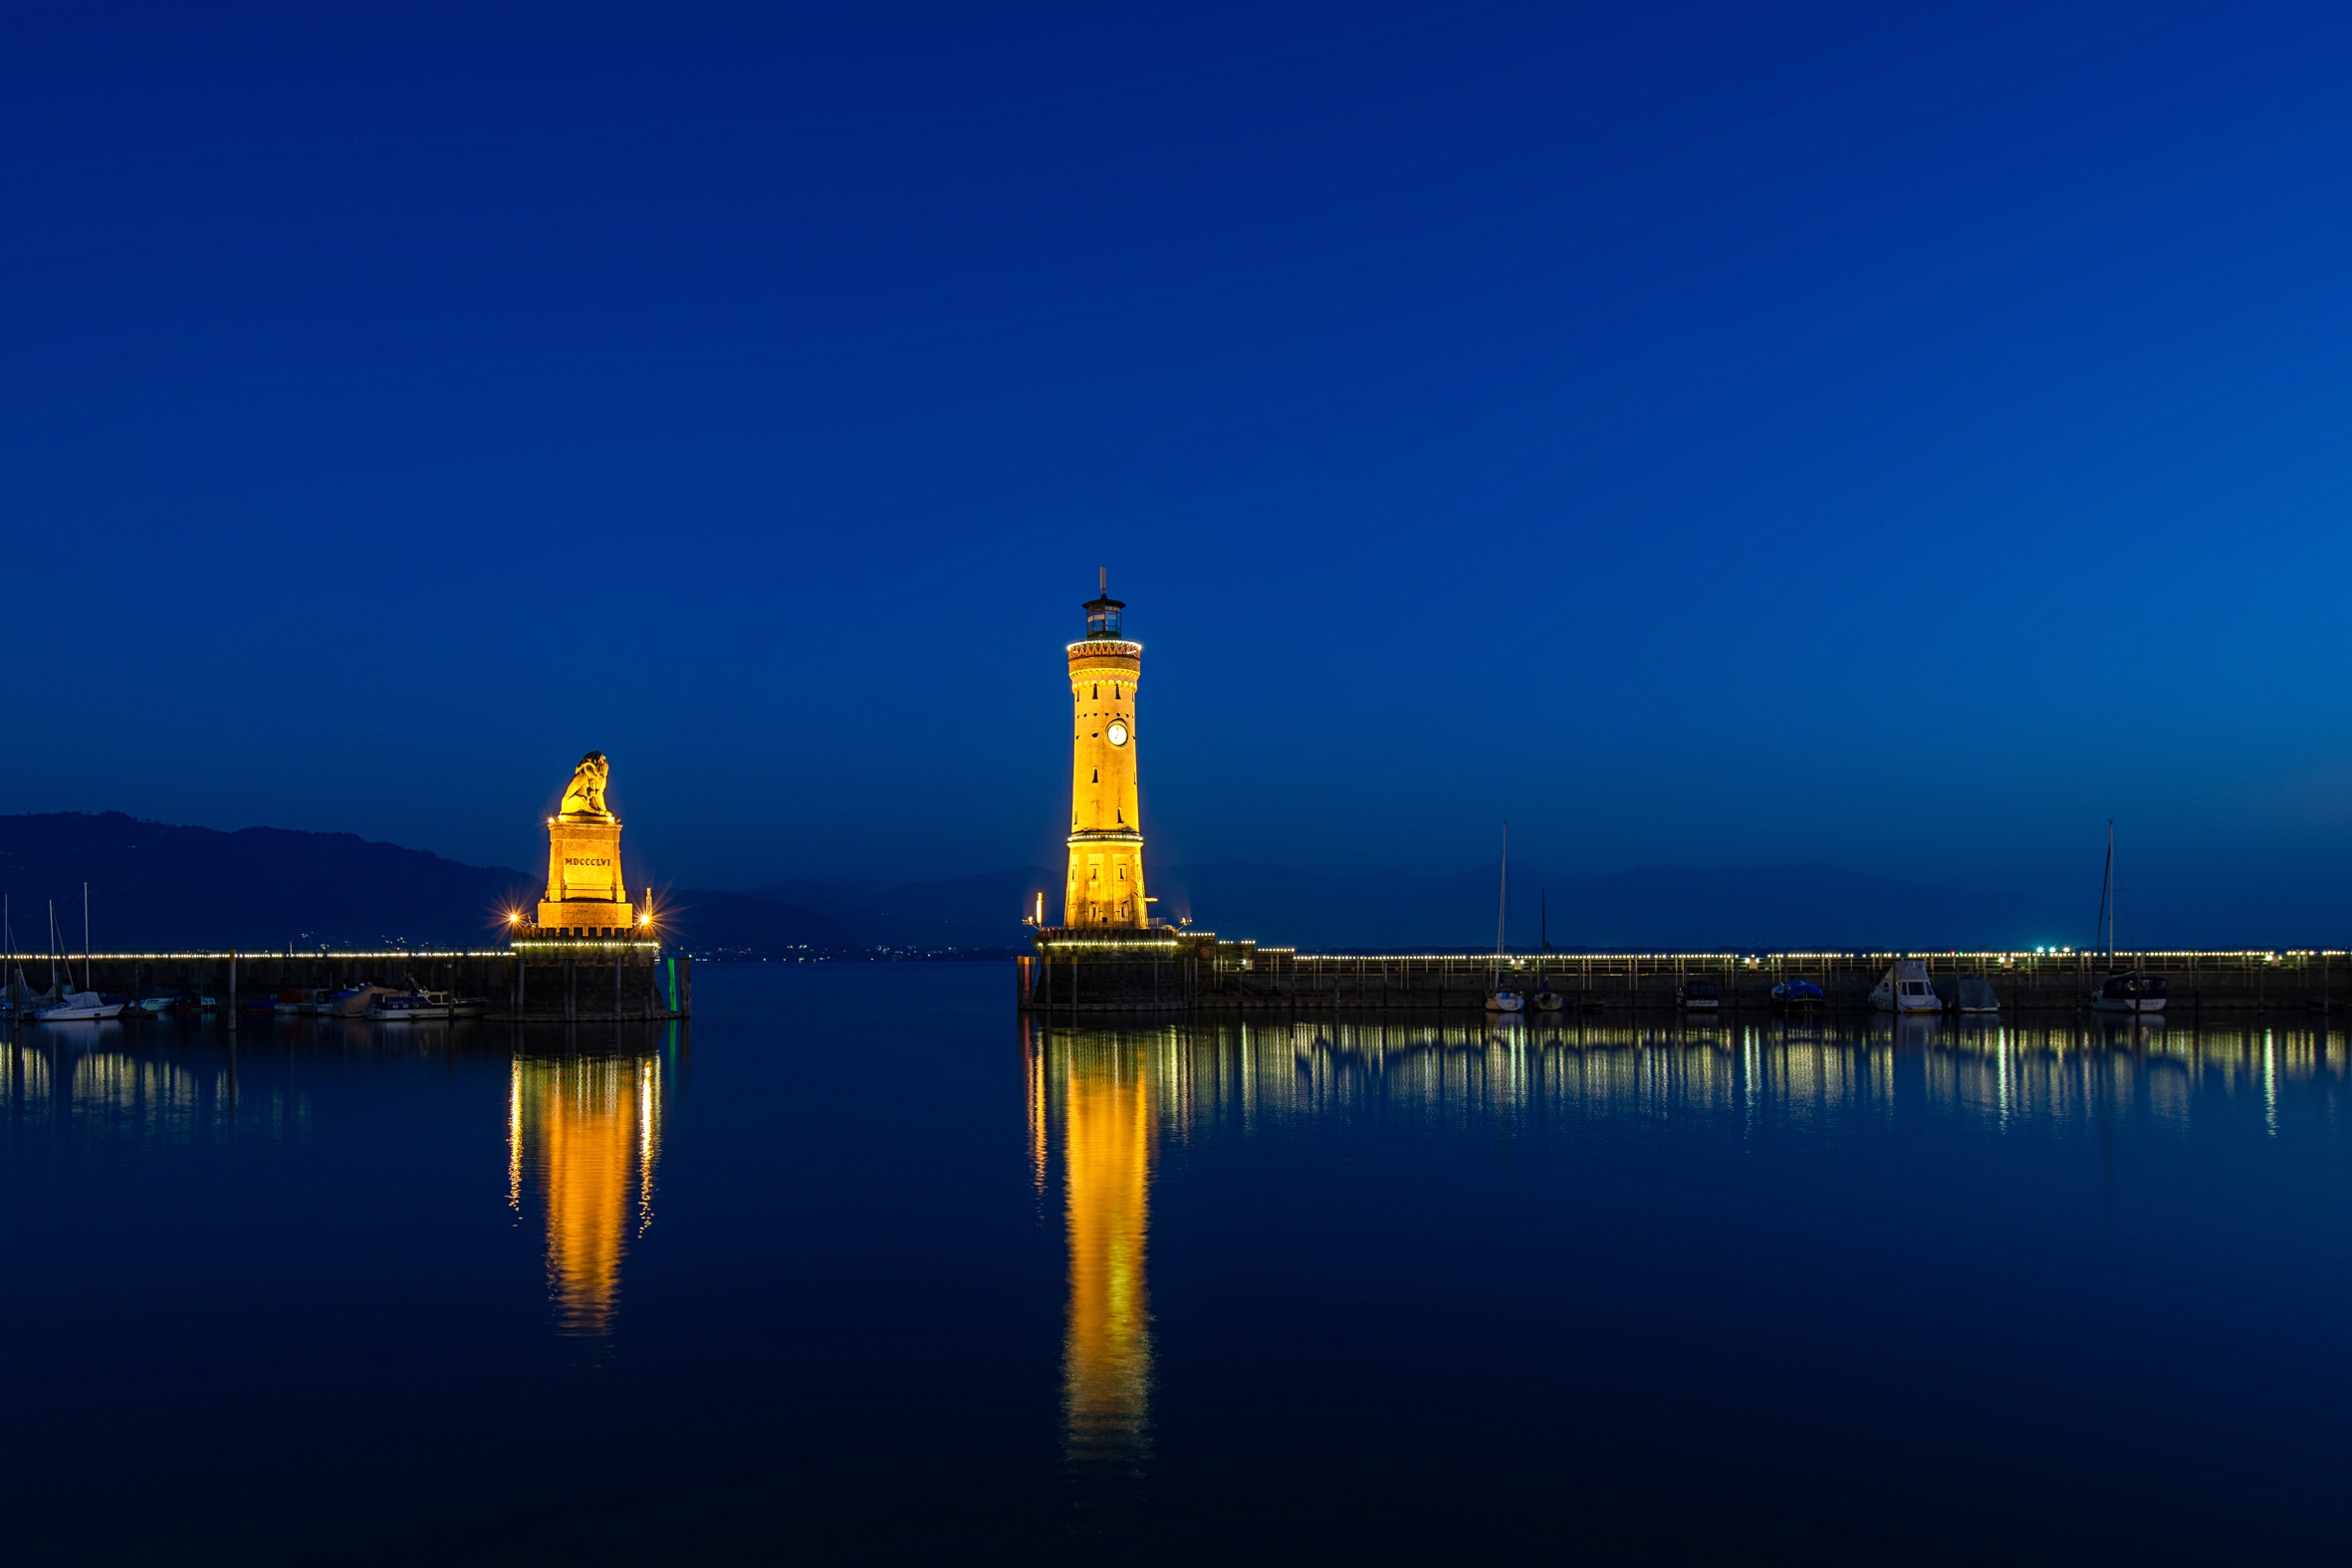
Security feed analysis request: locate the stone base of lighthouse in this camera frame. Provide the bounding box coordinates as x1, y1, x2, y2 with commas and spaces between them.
1064, 831, 1148, 928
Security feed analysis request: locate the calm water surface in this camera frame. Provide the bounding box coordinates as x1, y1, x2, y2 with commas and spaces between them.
5, 965, 2350, 1563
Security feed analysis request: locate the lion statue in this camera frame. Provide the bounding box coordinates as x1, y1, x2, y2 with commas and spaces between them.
558, 751, 613, 819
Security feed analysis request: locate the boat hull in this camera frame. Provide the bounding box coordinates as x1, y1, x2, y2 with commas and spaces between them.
1871, 992, 1942, 1014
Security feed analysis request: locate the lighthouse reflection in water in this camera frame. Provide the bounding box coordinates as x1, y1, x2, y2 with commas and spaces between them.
509, 1046, 667, 1339
1031, 1017, 1156, 1474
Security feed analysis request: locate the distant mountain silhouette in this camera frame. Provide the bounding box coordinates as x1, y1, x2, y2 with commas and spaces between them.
0, 811, 539, 950
746, 866, 1054, 954
0, 812, 852, 954
651, 888, 857, 956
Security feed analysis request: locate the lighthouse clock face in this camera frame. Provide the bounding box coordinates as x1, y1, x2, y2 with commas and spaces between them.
1106, 721, 1128, 747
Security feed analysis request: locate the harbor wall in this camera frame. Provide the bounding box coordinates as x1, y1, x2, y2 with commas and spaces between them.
6, 949, 691, 1022
1019, 943, 2349, 1014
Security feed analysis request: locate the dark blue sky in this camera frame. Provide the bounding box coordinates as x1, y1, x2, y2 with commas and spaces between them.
5, 2, 2349, 935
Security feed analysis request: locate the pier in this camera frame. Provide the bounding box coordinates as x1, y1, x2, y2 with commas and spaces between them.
5, 946, 690, 1022
1019, 933, 2347, 1014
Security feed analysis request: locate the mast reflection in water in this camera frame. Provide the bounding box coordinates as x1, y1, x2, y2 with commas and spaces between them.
1030, 1018, 1155, 1476
509, 1047, 667, 1339
1029, 1009, 2347, 1145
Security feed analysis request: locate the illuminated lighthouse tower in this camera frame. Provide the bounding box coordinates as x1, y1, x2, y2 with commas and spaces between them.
1064, 571, 1147, 929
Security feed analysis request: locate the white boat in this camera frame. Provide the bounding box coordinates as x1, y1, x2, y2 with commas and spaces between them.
1487, 990, 1525, 1013
1869, 960, 1941, 1014
29, 887, 123, 1018
364, 993, 444, 1021
38, 990, 125, 1020
1678, 979, 1720, 1011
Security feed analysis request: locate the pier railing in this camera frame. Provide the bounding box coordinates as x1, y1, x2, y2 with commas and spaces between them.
1019, 941, 2347, 1013
2, 948, 689, 1022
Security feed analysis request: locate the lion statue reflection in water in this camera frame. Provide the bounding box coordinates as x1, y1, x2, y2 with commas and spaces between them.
559, 751, 614, 820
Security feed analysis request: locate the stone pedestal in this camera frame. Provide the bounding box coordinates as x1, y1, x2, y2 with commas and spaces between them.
537, 816, 633, 932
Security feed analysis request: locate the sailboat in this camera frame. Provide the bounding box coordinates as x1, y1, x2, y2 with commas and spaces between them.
1485, 826, 1524, 1013
1532, 888, 1563, 1010
36, 886, 123, 1021
1, 895, 33, 1024
2088, 821, 2167, 1014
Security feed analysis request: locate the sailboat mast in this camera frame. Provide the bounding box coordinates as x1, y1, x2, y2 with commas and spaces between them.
1496, 824, 1508, 962
2094, 824, 2112, 962
2107, 820, 2116, 963
83, 882, 92, 993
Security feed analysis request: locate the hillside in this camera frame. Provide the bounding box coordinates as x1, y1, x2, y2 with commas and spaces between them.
0, 812, 852, 955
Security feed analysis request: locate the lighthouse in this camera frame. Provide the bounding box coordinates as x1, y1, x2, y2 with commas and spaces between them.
1063, 571, 1147, 929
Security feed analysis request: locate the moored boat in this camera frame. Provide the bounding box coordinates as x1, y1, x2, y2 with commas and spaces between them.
2086, 821, 2166, 1014
37, 990, 125, 1020
2091, 972, 2167, 1014
1484, 825, 1521, 1012
1771, 978, 1826, 1011
1677, 979, 1720, 1011
1531, 895, 1565, 1010
322, 986, 399, 1017
1869, 960, 1941, 1014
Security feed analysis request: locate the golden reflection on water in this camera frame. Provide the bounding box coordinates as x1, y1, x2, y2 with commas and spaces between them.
1031, 1020, 1156, 1474
510, 1052, 665, 1339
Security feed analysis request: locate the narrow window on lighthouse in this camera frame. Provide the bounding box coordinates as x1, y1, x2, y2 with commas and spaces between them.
1091, 769, 1097, 783
1092, 684, 1098, 699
